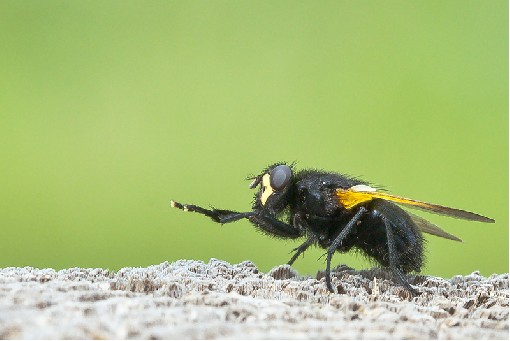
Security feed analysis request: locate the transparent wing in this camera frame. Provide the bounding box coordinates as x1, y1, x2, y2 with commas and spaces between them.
406, 211, 462, 242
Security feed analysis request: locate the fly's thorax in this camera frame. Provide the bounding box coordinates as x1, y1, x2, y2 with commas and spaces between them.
294, 177, 341, 217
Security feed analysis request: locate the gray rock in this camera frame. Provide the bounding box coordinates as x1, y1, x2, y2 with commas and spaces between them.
0, 260, 508, 339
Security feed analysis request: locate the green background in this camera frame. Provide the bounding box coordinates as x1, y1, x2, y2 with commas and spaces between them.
1, 1, 508, 279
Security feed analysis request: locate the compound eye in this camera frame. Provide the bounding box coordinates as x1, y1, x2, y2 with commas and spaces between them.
269, 165, 292, 191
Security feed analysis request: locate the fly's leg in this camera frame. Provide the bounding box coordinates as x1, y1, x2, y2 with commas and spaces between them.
288, 238, 314, 266
171, 200, 302, 238
325, 207, 367, 293
381, 214, 420, 296
170, 200, 254, 223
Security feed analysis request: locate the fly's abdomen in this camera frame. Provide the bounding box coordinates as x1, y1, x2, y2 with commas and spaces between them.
356, 200, 424, 273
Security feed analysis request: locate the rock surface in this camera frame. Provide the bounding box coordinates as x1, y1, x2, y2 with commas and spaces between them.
0, 259, 508, 339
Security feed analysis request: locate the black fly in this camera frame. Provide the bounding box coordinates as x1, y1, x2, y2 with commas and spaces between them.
171, 162, 494, 295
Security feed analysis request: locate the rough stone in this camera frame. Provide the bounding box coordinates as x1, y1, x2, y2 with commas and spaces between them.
0, 260, 507, 339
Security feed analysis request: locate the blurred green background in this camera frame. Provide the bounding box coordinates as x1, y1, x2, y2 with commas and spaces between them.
0, 0, 507, 279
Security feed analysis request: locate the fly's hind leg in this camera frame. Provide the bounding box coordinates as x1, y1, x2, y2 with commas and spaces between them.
368, 199, 422, 296
381, 214, 420, 296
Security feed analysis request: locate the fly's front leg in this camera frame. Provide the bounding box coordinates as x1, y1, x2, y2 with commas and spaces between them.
248, 215, 302, 239
170, 200, 255, 223
171, 200, 302, 239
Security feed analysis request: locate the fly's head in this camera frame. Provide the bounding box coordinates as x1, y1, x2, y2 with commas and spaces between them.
248, 162, 294, 215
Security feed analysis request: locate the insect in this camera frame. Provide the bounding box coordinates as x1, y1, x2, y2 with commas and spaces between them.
170, 162, 494, 295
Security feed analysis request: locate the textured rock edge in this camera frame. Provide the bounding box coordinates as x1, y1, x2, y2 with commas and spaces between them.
0, 259, 508, 339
